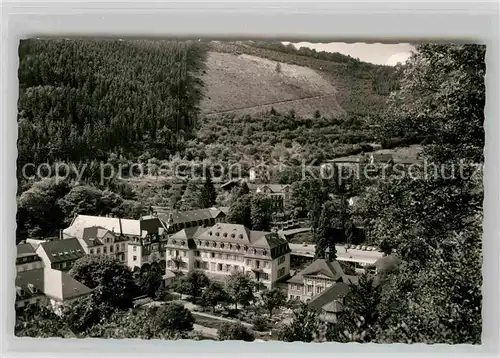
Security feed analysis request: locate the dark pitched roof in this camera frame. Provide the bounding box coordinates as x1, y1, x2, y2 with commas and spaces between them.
287, 259, 351, 285
38, 238, 85, 263
81, 226, 114, 247
16, 268, 92, 302
196, 223, 289, 250
168, 223, 290, 258
157, 208, 226, 226
248, 184, 290, 194
307, 282, 351, 313
300, 259, 346, 280
168, 226, 210, 249
17, 243, 37, 257
15, 269, 45, 300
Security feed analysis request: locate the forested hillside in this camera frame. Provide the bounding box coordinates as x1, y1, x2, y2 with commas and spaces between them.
18, 39, 207, 169
15, 39, 406, 241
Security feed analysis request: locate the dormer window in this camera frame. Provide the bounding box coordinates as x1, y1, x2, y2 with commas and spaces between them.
223, 232, 228, 238
231, 233, 235, 238
172, 239, 176, 244
220, 243, 225, 249
181, 241, 185, 246
215, 232, 220, 237
236, 244, 240, 250
205, 241, 209, 247
238, 234, 243, 239
253, 249, 257, 254
209, 231, 213, 236
263, 250, 267, 256
244, 245, 248, 251
212, 242, 217, 247
28, 283, 37, 294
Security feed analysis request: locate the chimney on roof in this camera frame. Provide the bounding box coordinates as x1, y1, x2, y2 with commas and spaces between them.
118, 218, 123, 235
167, 212, 174, 229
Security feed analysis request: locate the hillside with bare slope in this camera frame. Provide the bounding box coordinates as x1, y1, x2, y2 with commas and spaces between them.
200, 41, 399, 119
200, 51, 345, 118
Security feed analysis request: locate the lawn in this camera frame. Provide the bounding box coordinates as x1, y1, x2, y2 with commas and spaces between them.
192, 313, 227, 331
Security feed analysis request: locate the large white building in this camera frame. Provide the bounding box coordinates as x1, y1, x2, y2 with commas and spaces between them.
164, 223, 291, 288
62, 214, 167, 270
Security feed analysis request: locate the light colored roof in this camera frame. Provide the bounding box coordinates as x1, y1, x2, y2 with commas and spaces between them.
63, 214, 165, 239
26, 239, 47, 250
16, 268, 92, 302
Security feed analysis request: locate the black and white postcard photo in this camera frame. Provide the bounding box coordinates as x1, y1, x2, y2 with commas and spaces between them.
15, 39, 484, 344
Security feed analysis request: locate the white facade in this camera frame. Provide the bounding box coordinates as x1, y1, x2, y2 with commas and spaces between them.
165, 248, 290, 288
165, 223, 291, 288
288, 274, 335, 301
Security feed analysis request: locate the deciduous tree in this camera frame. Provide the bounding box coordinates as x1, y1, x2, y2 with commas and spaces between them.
277, 303, 323, 342
201, 281, 230, 312
261, 288, 287, 318
69, 255, 137, 310
226, 272, 254, 310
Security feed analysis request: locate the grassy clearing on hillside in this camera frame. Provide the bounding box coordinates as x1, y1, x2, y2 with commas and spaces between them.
327, 145, 424, 163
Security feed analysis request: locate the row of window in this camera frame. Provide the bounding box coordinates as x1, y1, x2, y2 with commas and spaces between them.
278, 267, 286, 278
193, 262, 273, 280
278, 256, 286, 265
16, 262, 44, 272
289, 283, 302, 291
17, 255, 39, 263
172, 250, 272, 269
306, 285, 324, 295
52, 260, 73, 270
169, 218, 222, 232
168, 249, 187, 258
192, 240, 270, 256
89, 243, 125, 255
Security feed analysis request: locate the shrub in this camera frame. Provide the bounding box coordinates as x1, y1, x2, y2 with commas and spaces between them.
218, 322, 255, 342
252, 316, 268, 332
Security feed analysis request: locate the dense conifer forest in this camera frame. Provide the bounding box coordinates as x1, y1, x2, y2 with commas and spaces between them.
18, 39, 207, 169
